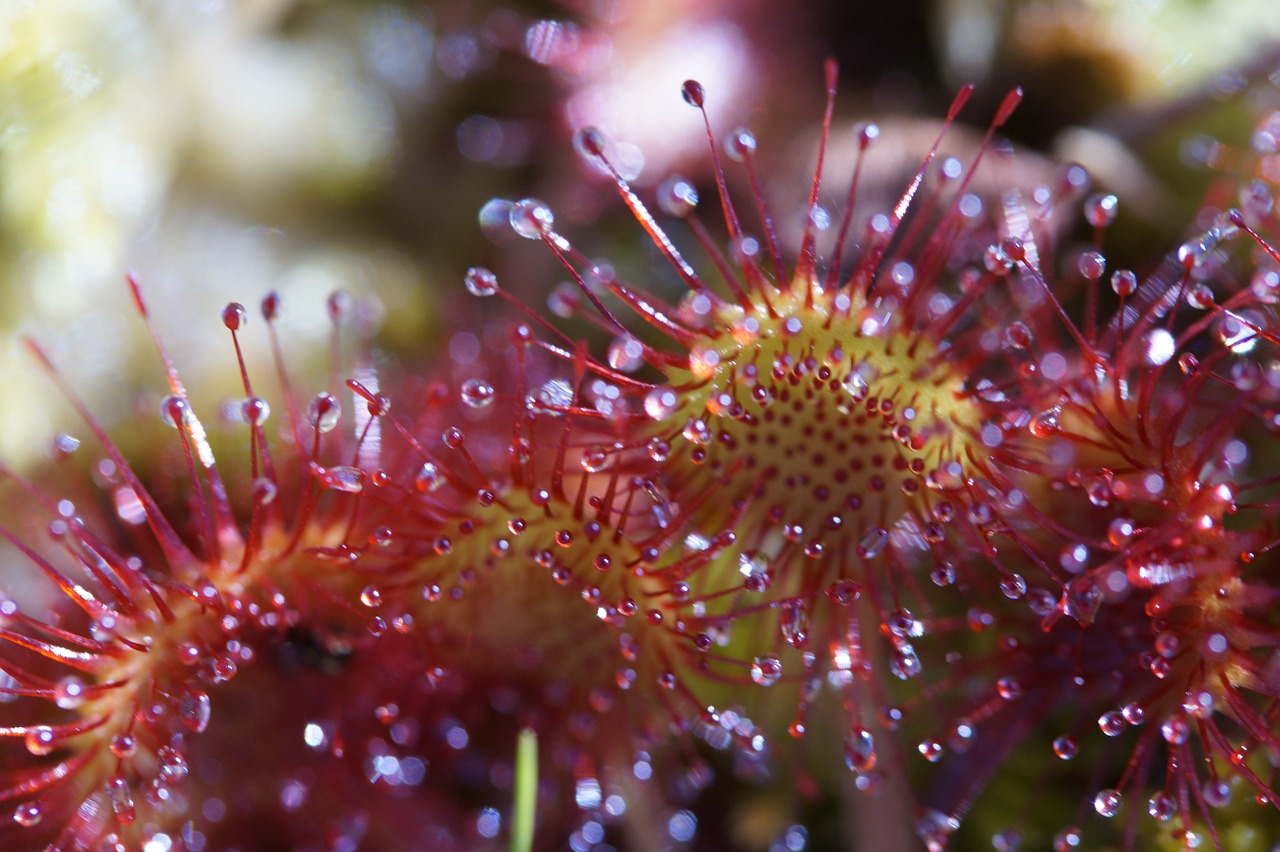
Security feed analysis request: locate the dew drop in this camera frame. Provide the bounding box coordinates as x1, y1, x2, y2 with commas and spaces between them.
724, 128, 756, 161
110, 734, 137, 759
509, 197, 555, 239
1147, 792, 1174, 821
917, 738, 943, 762
360, 586, 383, 609
1107, 517, 1135, 546
581, 446, 609, 473
464, 266, 499, 297
1085, 193, 1118, 228
24, 726, 56, 756
242, 396, 271, 426
107, 775, 136, 825
780, 604, 809, 648
1186, 283, 1215, 310
54, 676, 85, 710
574, 126, 606, 158
1029, 410, 1058, 438
159, 395, 190, 428
1110, 269, 1137, 297
1097, 711, 1123, 737
607, 335, 644, 372
252, 477, 278, 506
1093, 788, 1121, 818
460, 379, 495, 409
1143, 329, 1175, 366
681, 79, 705, 107
856, 527, 888, 560
316, 465, 363, 493
307, 393, 341, 433
845, 727, 876, 773
749, 655, 782, 686
999, 574, 1026, 600
990, 674, 1021, 701
1251, 268, 1280, 303
1052, 735, 1078, 760
657, 176, 698, 217
157, 745, 188, 781
915, 810, 959, 852
12, 802, 41, 827
888, 607, 923, 638
1203, 779, 1231, 808
1003, 321, 1032, 350
1077, 250, 1105, 281
212, 301, 247, 335
1160, 715, 1189, 744
1052, 827, 1082, 851
180, 691, 211, 733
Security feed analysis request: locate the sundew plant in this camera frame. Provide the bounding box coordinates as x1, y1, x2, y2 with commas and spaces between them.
1, 12, 1280, 852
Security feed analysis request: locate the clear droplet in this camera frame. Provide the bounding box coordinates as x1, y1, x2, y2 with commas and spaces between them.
844, 727, 876, 773
915, 809, 959, 852
180, 691, 211, 733
24, 727, 55, 756
464, 266, 499, 297
242, 396, 271, 426
157, 745, 188, 781
460, 379, 495, 409
1147, 791, 1174, 821
999, 574, 1027, 600
1143, 329, 1175, 366
1093, 788, 1121, 818
307, 393, 341, 433
1110, 269, 1137, 297
856, 527, 888, 560
107, 775, 136, 825
509, 197, 554, 239
1084, 193, 1118, 228
917, 738, 943, 762
1160, 715, 1189, 744
415, 462, 443, 492
644, 388, 678, 421
222, 302, 248, 330
12, 802, 41, 827
159, 395, 190, 428
749, 655, 782, 686
1203, 779, 1231, 808
657, 176, 698, 217
607, 335, 644, 372
316, 465, 363, 493
1076, 247, 1105, 281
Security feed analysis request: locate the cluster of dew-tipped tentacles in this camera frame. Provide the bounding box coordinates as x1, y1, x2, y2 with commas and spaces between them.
4, 61, 1280, 852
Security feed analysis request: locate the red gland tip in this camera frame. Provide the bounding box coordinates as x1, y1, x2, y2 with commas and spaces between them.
20, 335, 53, 370
994, 87, 1024, 127
575, 126, 606, 159
222, 302, 247, 331
823, 57, 838, 94
681, 79, 705, 108
946, 83, 976, 121
262, 290, 280, 321
126, 271, 148, 318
